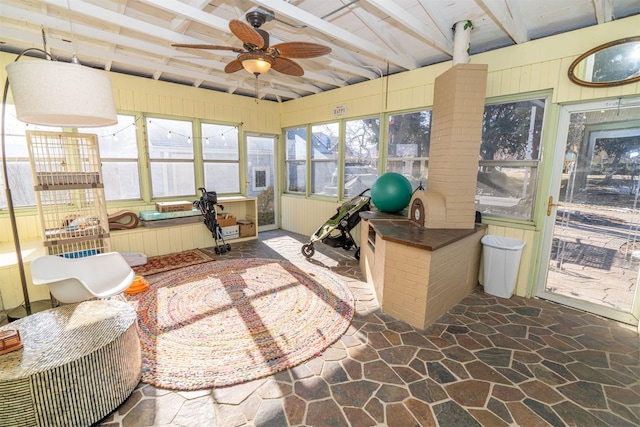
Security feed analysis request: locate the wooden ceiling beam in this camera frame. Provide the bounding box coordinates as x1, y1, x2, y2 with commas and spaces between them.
140, 0, 230, 33
477, 0, 529, 44
364, 0, 454, 56
593, 0, 614, 24
39, 0, 212, 46
417, 0, 455, 50
250, 0, 418, 70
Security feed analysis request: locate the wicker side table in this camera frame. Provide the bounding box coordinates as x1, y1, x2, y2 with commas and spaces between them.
0, 300, 141, 427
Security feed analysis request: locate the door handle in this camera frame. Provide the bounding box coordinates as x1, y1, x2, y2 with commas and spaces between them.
547, 196, 561, 216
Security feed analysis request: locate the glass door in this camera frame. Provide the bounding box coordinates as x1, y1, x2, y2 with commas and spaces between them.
245, 134, 277, 231
538, 99, 640, 325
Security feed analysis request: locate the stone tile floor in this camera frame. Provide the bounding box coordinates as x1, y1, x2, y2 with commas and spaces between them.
98, 229, 640, 427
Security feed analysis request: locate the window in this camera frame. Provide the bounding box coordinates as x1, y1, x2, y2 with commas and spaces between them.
285, 127, 307, 193
311, 123, 339, 196
147, 117, 195, 198
477, 97, 546, 220
80, 114, 141, 201
0, 104, 60, 208
202, 123, 239, 194
252, 168, 268, 191
386, 110, 431, 190
340, 118, 379, 198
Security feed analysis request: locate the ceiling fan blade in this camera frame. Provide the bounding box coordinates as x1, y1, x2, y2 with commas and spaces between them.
224, 59, 245, 73
172, 44, 243, 53
271, 42, 331, 59
272, 57, 304, 77
229, 19, 265, 49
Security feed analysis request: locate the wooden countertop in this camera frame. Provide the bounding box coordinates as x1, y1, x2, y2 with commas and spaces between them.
363, 213, 485, 250
360, 210, 408, 221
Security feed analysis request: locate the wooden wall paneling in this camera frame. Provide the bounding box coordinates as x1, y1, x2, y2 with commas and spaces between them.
142, 229, 159, 257
179, 224, 195, 251
518, 64, 532, 93
529, 63, 543, 89
509, 67, 522, 94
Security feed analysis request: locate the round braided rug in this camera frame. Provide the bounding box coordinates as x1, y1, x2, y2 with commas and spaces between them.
127, 258, 354, 390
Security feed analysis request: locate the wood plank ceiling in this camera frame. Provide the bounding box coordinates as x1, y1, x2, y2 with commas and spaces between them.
1, 0, 639, 102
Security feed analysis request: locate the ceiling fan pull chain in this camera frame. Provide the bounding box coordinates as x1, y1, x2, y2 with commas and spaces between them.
255, 75, 259, 103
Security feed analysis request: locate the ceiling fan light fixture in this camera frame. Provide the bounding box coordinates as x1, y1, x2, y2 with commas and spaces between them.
239, 52, 275, 76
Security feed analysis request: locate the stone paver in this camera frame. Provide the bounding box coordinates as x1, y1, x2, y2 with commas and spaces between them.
95, 229, 640, 426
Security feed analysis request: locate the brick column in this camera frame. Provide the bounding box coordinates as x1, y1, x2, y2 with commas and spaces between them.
425, 63, 488, 229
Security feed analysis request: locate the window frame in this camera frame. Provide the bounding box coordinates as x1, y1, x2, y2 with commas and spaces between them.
476, 94, 549, 222
310, 122, 340, 197
201, 121, 241, 195
284, 126, 308, 195
0, 103, 61, 209
79, 113, 142, 202
146, 115, 196, 199
341, 116, 380, 199
385, 108, 432, 191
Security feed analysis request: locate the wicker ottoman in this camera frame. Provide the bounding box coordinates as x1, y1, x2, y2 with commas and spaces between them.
0, 300, 141, 427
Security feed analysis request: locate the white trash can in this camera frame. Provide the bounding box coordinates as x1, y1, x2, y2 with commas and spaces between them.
481, 235, 526, 298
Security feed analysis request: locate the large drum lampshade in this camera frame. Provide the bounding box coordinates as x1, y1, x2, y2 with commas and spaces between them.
6, 60, 117, 127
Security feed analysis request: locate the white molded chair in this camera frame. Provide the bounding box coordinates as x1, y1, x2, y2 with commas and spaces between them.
30, 252, 135, 303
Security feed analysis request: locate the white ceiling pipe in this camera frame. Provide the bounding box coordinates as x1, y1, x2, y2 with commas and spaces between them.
452, 20, 472, 65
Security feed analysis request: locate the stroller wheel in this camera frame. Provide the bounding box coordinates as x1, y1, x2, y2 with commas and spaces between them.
301, 243, 315, 258
354, 248, 361, 261
214, 247, 220, 255
225, 244, 231, 252
342, 241, 353, 250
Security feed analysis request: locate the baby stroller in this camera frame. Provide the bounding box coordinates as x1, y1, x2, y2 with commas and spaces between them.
301, 190, 371, 261
193, 187, 231, 254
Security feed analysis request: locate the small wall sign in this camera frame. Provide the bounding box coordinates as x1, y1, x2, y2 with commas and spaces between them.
333, 104, 348, 118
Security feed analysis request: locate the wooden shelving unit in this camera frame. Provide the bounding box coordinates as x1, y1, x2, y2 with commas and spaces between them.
27, 131, 111, 258
109, 197, 258, 257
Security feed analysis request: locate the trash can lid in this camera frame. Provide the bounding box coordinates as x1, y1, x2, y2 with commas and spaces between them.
481, 235, 526, 250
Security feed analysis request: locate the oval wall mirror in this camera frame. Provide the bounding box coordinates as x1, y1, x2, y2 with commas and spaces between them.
568, 36, 640, 87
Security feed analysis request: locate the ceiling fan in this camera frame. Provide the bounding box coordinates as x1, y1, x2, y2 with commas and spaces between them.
172, 9, 331, 77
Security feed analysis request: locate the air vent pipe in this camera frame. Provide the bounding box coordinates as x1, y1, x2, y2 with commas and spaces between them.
452, 20, 472, 65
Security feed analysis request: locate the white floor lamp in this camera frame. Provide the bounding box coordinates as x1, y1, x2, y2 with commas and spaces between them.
2, 48, 117, 320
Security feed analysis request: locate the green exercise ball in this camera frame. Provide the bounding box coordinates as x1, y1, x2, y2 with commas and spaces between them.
371, 172, 413, 212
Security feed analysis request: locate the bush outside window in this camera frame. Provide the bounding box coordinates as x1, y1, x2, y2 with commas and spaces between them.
202, 123, 240, 194
147, 117, 195, 198
477, 97, 546, 220
311, 123, 339, 196
386, 110, 431, 190
285, 127, 307, 193
80, 114, 141, 201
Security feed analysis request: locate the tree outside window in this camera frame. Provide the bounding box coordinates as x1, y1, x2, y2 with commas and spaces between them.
340, 118, 379, 198
386, 110, 431, 190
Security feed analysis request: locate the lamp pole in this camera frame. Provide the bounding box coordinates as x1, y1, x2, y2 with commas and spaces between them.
1, 77, 32, 315
2, 49, 58, 320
